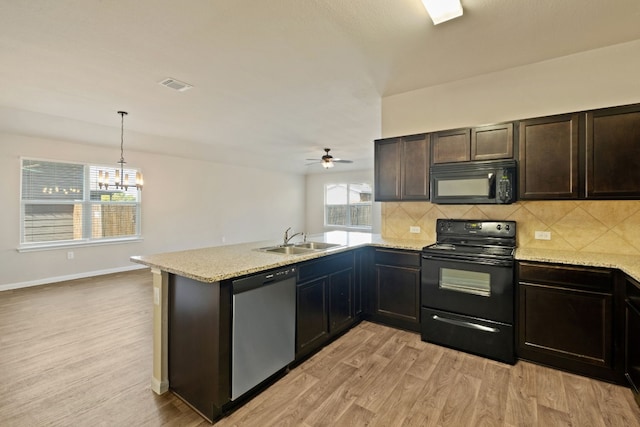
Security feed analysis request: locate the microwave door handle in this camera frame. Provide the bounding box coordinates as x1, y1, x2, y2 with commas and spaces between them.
488, 172, 496, 199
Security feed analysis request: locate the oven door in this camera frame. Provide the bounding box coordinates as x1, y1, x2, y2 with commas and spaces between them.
421, 254, 514, 324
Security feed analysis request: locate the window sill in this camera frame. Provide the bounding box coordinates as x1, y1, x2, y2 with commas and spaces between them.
17, 237, 144, 253
325, 226, 372, 232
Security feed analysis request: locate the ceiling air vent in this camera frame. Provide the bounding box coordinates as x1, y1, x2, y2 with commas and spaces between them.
159, 78, 193, 92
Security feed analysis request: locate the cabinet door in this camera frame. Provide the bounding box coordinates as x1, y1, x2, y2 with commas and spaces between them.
353, 248, 372, 317
329, 268, 354, 334
432, 128, 471, 164
296, 278, 329, 357
626, 300, 640, 395
586, 104, 640, 198
374, 138, 402, 201
626, 276, 640, 396
401, 134, 430, 200
518, 114, 580, 199
374, 264, 421, 332
517, 261, 622, 383
519, 283, 612, 368
471, 123, 513, 161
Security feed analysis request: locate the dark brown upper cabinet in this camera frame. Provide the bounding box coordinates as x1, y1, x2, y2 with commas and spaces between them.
432, 123, 514, 164
519, 113, 581, 199
586, 104, 640, 199
472, 123, 514, 160
374, 134, 430, 201
520, 104, 640, 200
432, 128, 471, 163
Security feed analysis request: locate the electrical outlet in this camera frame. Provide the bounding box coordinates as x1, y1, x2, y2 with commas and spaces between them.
221, 236, 226, 244
67, 251, 74, 260
153, 287, 160, 306
534, 231, 551, 240
409, 226, 421, 234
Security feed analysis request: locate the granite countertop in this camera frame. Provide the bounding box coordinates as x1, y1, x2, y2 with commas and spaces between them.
130, 231, 427, 283
516, 248, 640, 282
131, 231, 640, 283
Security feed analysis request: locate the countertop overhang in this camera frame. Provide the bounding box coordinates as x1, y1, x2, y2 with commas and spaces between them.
130, 231, 425, 283
130, 231, 640, 283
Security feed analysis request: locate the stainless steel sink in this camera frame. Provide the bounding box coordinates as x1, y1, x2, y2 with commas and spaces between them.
293, 242, 342, 250
257, 241, 344, 255
261, 246, 315, 255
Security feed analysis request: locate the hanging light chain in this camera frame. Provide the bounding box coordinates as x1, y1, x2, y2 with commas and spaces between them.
97, 110, 143, 191
116, 111, 128, 190
119, 111, 127, 165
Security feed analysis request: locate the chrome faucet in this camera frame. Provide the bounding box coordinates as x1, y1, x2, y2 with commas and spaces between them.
283, 227, 305, 245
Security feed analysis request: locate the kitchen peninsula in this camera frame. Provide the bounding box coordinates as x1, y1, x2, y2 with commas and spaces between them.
131, 231, 640, 422
130, 231, 425, 421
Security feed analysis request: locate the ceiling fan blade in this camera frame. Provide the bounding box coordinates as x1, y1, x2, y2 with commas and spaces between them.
305, 148, 353, 167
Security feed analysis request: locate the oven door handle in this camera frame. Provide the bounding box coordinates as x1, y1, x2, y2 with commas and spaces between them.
421, 254, 513, 267
431, 314, 499, 333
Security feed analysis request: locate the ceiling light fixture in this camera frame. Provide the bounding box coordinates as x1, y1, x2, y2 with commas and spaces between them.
421, 0, 463, 25
98, 111, 143, 191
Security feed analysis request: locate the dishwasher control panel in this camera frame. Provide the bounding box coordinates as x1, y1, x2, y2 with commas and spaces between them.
233, 267, 297, 294
265, 267, 296, 281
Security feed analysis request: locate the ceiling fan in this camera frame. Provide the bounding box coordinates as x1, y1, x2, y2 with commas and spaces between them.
306, 148, 353, 169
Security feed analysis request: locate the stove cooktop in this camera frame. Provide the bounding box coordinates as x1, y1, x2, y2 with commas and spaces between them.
422, 242, 514, 259
422, 219, 517, 260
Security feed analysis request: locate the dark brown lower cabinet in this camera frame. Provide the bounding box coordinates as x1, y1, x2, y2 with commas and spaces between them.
329, 268, 354, 334
296, 277, 329, 357
517, 262, 624, 383
295, 252, 357, 359
372, 248, 421, 332
625, 275, 640, 405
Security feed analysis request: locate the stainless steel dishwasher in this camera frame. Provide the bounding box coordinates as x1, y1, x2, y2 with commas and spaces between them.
231, 267, 296, 401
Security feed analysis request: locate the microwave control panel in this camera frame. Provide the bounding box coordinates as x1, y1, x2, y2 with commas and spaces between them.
497, 169, 514, 203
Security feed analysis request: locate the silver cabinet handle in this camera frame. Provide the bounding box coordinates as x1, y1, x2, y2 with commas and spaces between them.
432, 314, 499, 333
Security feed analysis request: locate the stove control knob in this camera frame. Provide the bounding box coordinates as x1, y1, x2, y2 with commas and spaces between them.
496, 224, 502, 230
506, 224, 510, 231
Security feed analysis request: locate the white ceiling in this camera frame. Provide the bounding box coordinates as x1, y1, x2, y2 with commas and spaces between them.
2, 0, 640, 174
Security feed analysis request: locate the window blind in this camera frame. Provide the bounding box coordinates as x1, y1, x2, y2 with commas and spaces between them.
20, 158, 142, 247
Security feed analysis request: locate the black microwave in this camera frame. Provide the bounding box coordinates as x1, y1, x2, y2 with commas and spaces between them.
430, 159, 517, 204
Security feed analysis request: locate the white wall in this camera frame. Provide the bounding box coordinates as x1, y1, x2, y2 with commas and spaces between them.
382, 39, 640, 138
0, 133, 305, 288
305, 169, 380, 235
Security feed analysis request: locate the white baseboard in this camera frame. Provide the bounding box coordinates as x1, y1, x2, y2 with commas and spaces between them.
0, 264, 149, 292
151, 376, 169, 395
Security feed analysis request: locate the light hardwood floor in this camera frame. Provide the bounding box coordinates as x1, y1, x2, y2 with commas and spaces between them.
1, 270, 639, 426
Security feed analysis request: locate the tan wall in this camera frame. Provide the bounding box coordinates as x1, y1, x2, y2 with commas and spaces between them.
381, 200, 640, 255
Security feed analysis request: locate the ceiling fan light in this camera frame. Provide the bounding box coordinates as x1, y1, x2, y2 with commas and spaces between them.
421, 0, 463, 25
322, 161, 334, 169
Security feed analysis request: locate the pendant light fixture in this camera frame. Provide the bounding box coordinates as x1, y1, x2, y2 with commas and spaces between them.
98, 111, 143, 191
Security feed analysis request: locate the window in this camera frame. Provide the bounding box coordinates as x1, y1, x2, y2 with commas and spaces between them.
325, 183, 372, 229
20, 158, 142, 249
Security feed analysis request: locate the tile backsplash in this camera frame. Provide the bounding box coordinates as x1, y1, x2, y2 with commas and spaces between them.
381, 200, 640, 255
